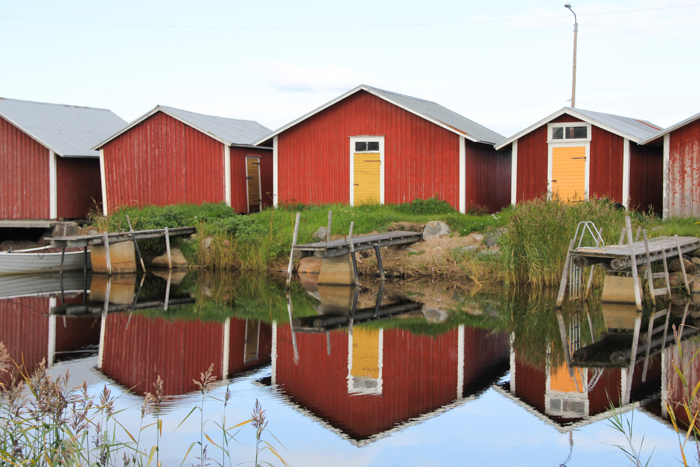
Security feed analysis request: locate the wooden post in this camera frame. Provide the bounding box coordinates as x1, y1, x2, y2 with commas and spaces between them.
642, 230, 656, 305
164, 270, 172, 311
625, 216, 643, 311
555, 239, 575, 308
286, 212, 301, 289
675, 234, 691, 295
618, 228, 626, 245
103, 232, 112, 275
60, 246, 66, 275
83, 246, 88, 275
374, 244, 386, 281
662, 249, 672, 296
127, 215, 147, 273
326, 210, 332, 244
348, 222, 359, 285
164, 226, 172, 269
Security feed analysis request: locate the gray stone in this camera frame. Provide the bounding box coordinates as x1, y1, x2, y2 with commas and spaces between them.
152, 248, 189, 269
456, 246, 479, 254
422, 221, 450, 240
52, 221, 80, 238
691, 280, 700, 295
422, 306, 449, 323
670, 258, 697, 274
469, 233, 484, 243
312, 227, 328, 241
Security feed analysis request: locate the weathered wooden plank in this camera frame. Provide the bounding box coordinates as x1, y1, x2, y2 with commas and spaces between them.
50, 227, 196, 248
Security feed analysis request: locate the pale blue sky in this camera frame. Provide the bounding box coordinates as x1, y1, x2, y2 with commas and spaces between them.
1, 0, 698, 137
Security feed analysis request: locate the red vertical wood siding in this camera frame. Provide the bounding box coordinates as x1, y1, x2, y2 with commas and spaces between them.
56, 157, 103, 219
229, 147, 273, 213
277, 91, 467, 210
0, 116, 50, 219
53, 315, 101, 356
629, 143, 663, 214
273, 325, 508, 440
588, 126, 624, 203
0, 297, 49, 386
102, 112, 225, 212
465, 141, 511, 212
101, 314, 225, 395
515, 125, 550, 203
667, 119, 700, 217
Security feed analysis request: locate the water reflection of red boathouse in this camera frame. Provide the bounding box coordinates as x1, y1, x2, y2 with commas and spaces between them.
0, 293, 100, 385
270, 323, 509, 442
100, 314, 272, 396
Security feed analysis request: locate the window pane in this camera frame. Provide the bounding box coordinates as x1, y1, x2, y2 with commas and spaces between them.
572, 126, 588, 139
355, 142, 367, 151
367, 141, 379, 151
552, 127, 564, 139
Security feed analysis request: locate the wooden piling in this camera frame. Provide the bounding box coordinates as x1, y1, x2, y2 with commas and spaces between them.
625, 216, 643, 311
348, 222, 359, 285
326, 210, 332, 244
555, 239, 575, 308
164, 226, 172, 269
127, 215, 147, 272
103, 232, 112, 275
675, 234, 691, 295
286, 212, 301, 289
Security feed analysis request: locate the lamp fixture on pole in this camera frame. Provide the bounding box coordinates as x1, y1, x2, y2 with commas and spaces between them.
564, 3, 578, 108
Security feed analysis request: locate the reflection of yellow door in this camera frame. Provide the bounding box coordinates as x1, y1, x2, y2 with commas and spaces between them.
552, 147, 585, 201
550, 363, 584, 393
351, 327, 380, 379
246, 157, 261, 212
353, 153, 381, 204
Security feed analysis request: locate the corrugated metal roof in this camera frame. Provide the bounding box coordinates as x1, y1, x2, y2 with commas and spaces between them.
495, 107, 662, 150
639, 111, 700, 145
0, 97, 126, 157
95, 105, 271, 149
255, 84, 504, 146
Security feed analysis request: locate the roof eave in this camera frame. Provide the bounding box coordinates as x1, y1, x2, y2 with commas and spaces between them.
639, 111, 700, 145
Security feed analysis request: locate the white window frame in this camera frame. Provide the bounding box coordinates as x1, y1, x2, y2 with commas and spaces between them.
547, 122, 591, 200
349, 136, 384, 206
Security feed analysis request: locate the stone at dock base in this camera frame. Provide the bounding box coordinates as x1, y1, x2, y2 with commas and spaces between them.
602, 303, 639, 330
601, 275, 643, 304
89, 273, 137, 305
318, 254, 357, 285
152, 248, 188, 269
90, 241, 137, 274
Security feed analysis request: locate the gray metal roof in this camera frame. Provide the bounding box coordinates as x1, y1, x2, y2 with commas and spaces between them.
495, 107, 662, 150
639, 111, 700, 145
0, 97, 126, 157
255, 84, 504, 146
95, 105, 271, 149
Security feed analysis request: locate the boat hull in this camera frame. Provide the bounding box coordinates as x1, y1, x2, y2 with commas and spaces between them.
0, 247, 90, 275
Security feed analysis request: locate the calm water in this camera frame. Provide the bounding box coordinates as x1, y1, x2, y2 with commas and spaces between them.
1, 270, 697, 466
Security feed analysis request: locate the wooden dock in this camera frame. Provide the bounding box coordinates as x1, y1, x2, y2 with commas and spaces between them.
50, 226, 196, 275
557, 216, 700, 310
294, 231, 423, 259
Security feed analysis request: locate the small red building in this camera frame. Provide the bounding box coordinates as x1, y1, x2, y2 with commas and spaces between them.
0, 97, 126, 224
496, 107, 663, 213
640, 112, 700, 218
268, 323, 509, 442
99, 314, 272, 396
96, 106, 273, 215
256, 85, 510, 213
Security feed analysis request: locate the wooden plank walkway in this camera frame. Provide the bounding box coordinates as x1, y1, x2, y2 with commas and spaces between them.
294, 231, 423, 259
49, 227, 196, 248
571, 236, 700, 270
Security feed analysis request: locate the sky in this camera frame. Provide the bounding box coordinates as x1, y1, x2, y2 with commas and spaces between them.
1, 0, 699, 138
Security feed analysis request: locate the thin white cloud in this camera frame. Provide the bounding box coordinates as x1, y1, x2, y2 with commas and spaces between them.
249, 61, 373, 93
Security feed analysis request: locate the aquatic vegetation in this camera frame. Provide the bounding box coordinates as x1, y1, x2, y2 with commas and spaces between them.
0, 343, 285, 466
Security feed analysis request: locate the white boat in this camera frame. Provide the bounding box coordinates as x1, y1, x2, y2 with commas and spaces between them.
0, 272, 89, 299
0, 246, 90, 275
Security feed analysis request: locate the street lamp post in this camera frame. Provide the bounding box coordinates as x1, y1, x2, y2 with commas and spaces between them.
564, 3, 578, 108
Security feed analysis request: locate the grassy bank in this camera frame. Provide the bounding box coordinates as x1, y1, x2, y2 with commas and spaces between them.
101, 199, 511, 272
98, 197, 699, 285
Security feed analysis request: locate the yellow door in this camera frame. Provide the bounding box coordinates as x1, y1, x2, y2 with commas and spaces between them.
246, 157, 261, 212
351, 327, 381, 380
552, 146, 586, 201
353, 153, 381, 205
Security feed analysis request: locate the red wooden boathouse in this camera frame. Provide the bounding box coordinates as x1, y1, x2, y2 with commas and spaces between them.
496, 107, 663, 212
256, 85, 510, 214
268, 323, 509, 443
0, 97, 126, 225
640, 111, 700, 218
95, 106, 273, 215
99, 314, 272, 396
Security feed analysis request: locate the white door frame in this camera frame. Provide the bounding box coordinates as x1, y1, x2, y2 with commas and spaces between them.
349, 136, 384, 206
547, 122, 591, 199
